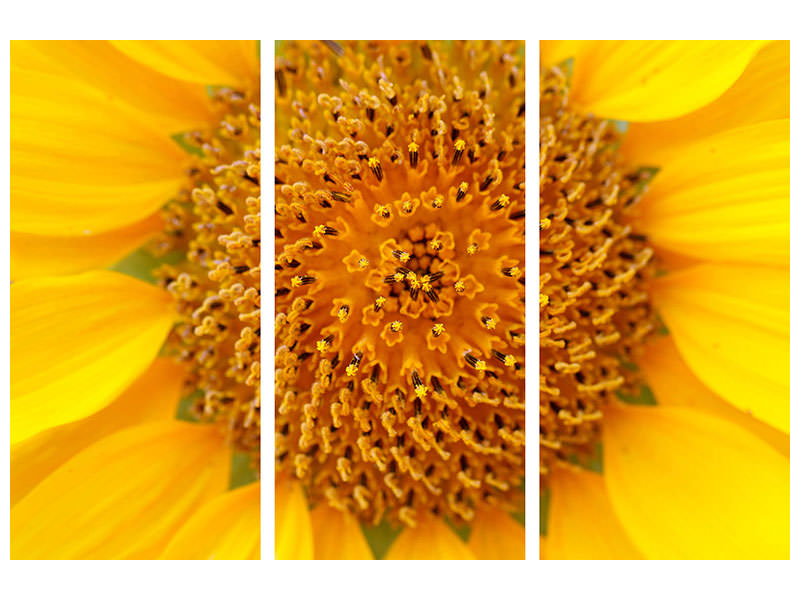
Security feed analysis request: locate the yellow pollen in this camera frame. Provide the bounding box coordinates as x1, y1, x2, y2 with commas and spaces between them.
454, 280, 466, 293
539, 293, 549, 308
414, 384, 429, 399
539, 64, 658, 476
432, 323, 445, 336
467, 243, 478, 255
483, 317, 497, 330
345, 364, 359, 377
357, 257, 369, 269
156, 85, 260, 458
375, 296, 386, 308
504, 355, 517, 367
498, 194, 510, 207
390, 320, 403, 332
291, 275, 303, 288
316, 339, 330, 352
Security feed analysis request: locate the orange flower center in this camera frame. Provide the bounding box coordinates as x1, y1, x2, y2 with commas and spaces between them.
275, 41, 525, 526
153, 87, 261, 458
539, 66, 659, 475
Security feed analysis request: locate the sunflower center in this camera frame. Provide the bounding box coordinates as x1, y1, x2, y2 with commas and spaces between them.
153, 87, 261, 458
539, 66, 659, 475
276, 41, 525, 527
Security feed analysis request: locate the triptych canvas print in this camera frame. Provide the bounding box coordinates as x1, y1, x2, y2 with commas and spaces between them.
7, 39, 790, 561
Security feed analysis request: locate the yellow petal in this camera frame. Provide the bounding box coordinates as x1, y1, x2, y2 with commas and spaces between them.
467, 510, 525, 559
540, 40, 585, 68
11, 40, 212, 131
162, 482, 260, 559
310, 503, 373, 559
623, 41, 789, 164
11, 271, 174, 445
11, 65, 185, 235
637, 119, 789, 265
604, 404, 789, 559
11, 357, 185, 506
652, 263, 788, 433
111, 40, 259, 87
638, 335, 789, 458
545, 468, 642, 559
275, 474, 314, 559
568, 41, 765, 122
11, 212, 163, 280
11, 421, 229, 559
385, 518, 476, 560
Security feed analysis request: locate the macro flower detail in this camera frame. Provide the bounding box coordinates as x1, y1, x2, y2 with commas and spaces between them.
540, 69, 657, 471
539, 41, 789, 559
154, 88, 261, 456
276, 40, 525, 559
10, 41, 260, 559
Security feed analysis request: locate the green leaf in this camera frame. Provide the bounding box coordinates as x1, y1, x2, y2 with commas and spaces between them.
360, 520, 402, 560
175, 390, 202, 423
557, 56, 574, 81
616, 384, 657, 406
539, 487, 551, 536
655, 312, 670, 335
111, 247, 161, 284
511, 476, 525, 525
229, 451, 259, 490
585, 442, 604, 473
110, 247, 183, 284
511, 510, 525, 527
566, 442, 604, 473
618, 356, 639, 372
171, 131, 204, 157
445, 516, 471, 543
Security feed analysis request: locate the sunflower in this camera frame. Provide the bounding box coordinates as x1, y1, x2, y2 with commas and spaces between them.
10, 40, 261, 559
539, 40, 789, 559
275, 40, 525, 559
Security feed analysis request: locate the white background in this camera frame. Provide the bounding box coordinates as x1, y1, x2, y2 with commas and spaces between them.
1, 1, 797, 598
